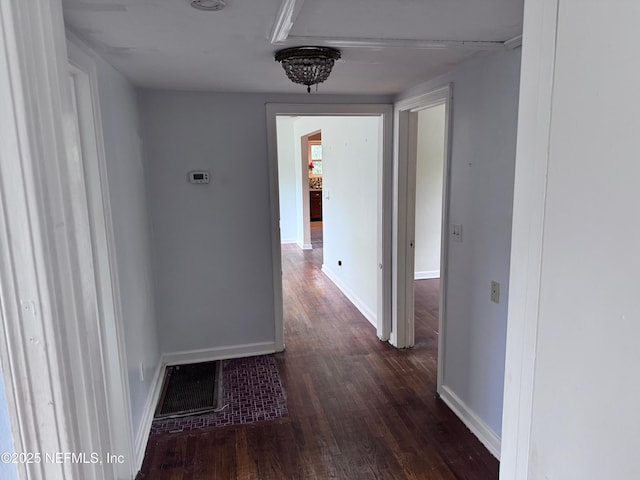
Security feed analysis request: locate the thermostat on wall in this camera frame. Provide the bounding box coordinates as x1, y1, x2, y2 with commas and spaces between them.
188, 171, 210, 184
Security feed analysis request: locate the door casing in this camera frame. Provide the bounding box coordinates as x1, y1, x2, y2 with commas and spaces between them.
393, 85, 453, 396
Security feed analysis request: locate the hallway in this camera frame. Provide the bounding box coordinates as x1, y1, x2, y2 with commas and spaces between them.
138, 245, 498, 479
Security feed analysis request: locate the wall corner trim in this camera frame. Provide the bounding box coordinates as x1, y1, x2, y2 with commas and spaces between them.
439, 385, 501, 459
133, 362, 164, 473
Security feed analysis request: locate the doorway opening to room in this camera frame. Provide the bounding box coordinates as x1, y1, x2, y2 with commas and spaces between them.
266, 104, 393, 352
411, 103, 446, 363
306, 131, 324, 251
394, 85, 452, 393
276, 115, 380, 340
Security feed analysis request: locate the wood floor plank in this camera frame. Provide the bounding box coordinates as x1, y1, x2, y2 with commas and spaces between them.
137, 241, 498, 479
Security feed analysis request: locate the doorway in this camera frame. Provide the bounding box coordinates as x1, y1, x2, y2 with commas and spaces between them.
276, 115, 381, 331
306, 131, 323, 249
67, 46, 134, 477
394, 85, 452, 392
295, 128, 323, 252
267, 104, 394, 350
412, 104, 446, 360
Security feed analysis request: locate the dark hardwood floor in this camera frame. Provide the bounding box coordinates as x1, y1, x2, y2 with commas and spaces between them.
311, 220, 323, 247
137, 245, 498, 479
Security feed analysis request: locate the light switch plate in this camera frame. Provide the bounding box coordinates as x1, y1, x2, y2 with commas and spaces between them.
491, 281, 500, 304
451, 224, 463, 242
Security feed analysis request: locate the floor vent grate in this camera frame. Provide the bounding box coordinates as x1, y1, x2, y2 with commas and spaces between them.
154, 360, 223, 419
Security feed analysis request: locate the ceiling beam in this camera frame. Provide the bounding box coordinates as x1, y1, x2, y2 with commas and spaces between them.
283, 36, 507, 50
269, 0, 305, 44
269, 0, 520, 51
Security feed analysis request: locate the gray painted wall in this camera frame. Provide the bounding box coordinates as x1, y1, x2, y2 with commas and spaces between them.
0, 370, 17, 480
138, 91, 391, 355
276, 117, 298, 244
414, 104, 445, 278
397, 48, 522, 437
77, 39, 161, 439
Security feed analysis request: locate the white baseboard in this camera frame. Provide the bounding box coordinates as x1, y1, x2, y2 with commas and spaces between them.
132, 341, 277, 473
298, 242, 312, 250
321, 265, 377, 327
133, 361, 164, 473
415, 270, 440, 280
438, 384, 501, 459
281, 238, 297, 245
163, 341, 277, 366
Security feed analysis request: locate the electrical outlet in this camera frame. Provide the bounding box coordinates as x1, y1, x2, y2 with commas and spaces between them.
139, 362, 145, 382
451, 224, 463, 242
491, 281, 500, 304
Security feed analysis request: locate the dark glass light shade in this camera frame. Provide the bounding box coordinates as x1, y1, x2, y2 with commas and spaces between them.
275, 46, 342, 93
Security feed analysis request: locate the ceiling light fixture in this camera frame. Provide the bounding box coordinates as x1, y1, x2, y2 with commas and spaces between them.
274, 46, 341, 93
190, 0, 226, 11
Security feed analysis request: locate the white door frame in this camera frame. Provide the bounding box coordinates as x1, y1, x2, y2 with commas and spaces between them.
67, 37, 135, 479
0, 1, 127, 478
499, 0, 557, 476
266, 103, 394, 347
392, 85, 452, 385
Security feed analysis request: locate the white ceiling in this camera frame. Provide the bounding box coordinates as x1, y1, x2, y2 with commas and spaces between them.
62, 0, 523, 95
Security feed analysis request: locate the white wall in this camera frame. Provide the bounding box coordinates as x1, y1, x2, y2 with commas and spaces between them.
292, 116, 380, 325
414, 104, 445, 279
69, 37, 161, 440
139, 92, 391, 355
397, 48, 521, 441
0, 370, 17, 480
276, 117, 298, 243
512, 2, 640, 478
